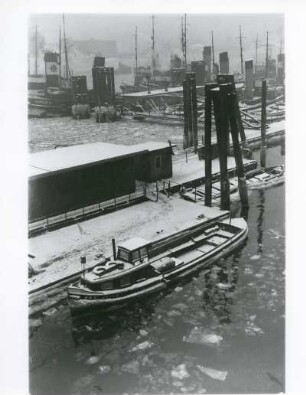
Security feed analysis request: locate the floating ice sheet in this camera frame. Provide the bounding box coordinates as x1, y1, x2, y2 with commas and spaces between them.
171, 364, 190, 380
129, 340, 154, 352
183, 327, 223, 346
197, 365, 228, 381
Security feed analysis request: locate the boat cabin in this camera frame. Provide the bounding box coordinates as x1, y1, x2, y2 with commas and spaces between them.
117, 237, 151, 264
82, 237, 159, 292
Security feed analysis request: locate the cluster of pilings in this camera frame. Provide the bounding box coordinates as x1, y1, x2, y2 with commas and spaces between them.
71, 76, 90, 119
204, 74, 250, 210
92, 57, 115, 106
183, 72, 198, 150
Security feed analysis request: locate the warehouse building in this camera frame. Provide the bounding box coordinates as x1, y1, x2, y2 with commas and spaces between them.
29, 141, 173, 222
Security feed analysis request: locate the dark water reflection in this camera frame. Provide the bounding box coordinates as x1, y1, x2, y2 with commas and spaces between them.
29, 146, 285, 395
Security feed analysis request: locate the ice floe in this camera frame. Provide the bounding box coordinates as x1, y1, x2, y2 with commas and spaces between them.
197, 365, 228, 381
171, 364, 190, 380
183, 327, 223, 346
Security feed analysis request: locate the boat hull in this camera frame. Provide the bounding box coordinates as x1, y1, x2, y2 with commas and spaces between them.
67, 218, 248, 313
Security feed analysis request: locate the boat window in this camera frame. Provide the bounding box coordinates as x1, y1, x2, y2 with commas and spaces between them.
119, 275, 131, 287
136, 269, 147, 282
135, 266, 156, 282
139, 247, 148, 259
100, 281, 113, 291
118, 248, 129, 262
131, 249, 140, 262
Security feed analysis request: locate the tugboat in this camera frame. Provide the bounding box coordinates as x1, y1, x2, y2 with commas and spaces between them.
67, 217, 248, 313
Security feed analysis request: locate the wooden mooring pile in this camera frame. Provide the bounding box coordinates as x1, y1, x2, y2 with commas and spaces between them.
182, 74, 250, 210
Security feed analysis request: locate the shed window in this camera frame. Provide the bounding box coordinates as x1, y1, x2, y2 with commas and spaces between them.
155, 155, 162, 169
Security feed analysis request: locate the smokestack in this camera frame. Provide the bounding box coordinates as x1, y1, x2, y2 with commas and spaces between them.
245, 59, 254, 100
203, 46, 212, 82
44, 52, 60, 87
219, 52, 229, 74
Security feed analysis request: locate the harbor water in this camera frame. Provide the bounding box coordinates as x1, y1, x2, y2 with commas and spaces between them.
29, 118, 285, 394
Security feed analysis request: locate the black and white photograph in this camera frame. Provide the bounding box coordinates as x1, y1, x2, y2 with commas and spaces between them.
1, 1, 306, 394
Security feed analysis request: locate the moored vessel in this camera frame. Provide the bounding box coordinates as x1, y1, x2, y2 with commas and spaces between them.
67, 217, 248, 313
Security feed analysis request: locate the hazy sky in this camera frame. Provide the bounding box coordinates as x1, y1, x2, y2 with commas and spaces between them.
29, 13, 284, 72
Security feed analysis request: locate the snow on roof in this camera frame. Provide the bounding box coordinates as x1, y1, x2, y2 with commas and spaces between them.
29, 142, 148, 178
129, 141, 173, 152
118, 237, 150, 251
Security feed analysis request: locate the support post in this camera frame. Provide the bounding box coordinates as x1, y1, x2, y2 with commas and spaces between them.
260, 79, 267, 168
183, 80, 189, 148
212, 88, 231, 211
190, 77, 198, 152
204, 84, 217, 207
219, 84, 231, 154
227, 92, 249, 207
187, 76, 193, 147
217, 74, 248, 147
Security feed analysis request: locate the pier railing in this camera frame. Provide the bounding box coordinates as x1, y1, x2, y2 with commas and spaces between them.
28, 184, 146, 237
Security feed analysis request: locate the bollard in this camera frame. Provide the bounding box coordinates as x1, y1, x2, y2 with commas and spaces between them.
260, 146, 267, 168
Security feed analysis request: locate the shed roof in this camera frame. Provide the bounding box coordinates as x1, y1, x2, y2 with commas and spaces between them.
129, 141, 173, 152
29, 142, 148, 178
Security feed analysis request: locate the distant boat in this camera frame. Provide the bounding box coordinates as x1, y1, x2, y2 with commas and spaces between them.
180, 165, 285, 203
245, 165, 285, 189
67, 217, 248, 313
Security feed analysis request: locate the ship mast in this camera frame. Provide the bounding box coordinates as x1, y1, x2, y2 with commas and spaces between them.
59, 25, 62, 86
35, 25, 38, 76
182, 14, 187, 69
239, 25, 244, 76
211, 30, 215, 79
151, 15, 155, 80
265, 31, 269, 78
255, 33, 258, 74
62, 14, 70, 81
134, 26, 138, 84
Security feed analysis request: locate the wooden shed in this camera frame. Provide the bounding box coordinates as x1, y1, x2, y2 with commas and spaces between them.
28, 142, 147, 221
133, 142, 173, 183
